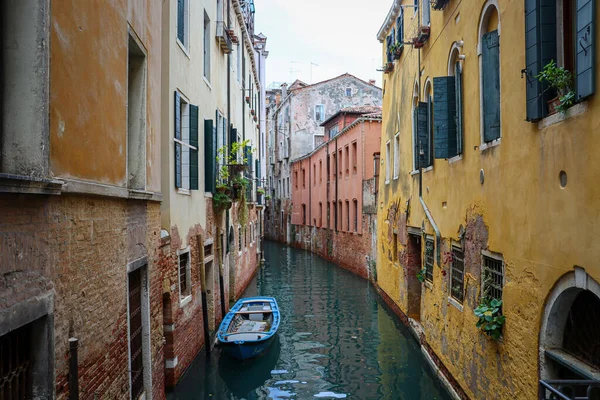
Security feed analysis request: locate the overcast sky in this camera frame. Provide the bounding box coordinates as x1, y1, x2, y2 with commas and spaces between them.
254, 0, 392, 88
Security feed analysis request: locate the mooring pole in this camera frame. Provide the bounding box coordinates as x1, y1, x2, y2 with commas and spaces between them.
69, 337, 79, 400
197, 235, 211, 354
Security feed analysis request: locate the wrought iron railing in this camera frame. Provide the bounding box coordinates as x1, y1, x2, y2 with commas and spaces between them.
539, 379, 600, 400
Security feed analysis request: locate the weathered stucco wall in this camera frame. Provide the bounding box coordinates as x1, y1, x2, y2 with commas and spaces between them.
376, 0, 600, 398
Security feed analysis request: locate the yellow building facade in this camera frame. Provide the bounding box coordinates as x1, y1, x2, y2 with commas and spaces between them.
376, 0, 600, 398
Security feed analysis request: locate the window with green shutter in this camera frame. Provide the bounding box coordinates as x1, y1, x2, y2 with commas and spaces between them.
204, 119, 216, 193
174, 92, 182, 188
433, 76, 458, 159
177, 0, 187, 47
414, 102, 431, 169
524, 0, 594, 121
189, 105, 199, 190
482, 30, 500, 142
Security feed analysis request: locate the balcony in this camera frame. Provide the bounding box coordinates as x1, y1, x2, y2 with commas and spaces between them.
539, 380, 600, 399
216, 21, 233, 54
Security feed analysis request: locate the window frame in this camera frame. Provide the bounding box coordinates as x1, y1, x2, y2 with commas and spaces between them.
393, 133, 400, 179
177, 247, 192, 302
203, 10, 211, 82
174, 93, 197, 192
345, 87, 352, 97
424, 237, 434, 283
385, 140, 391, 184
314, 104, 325, 122
449, 245, 466, 309
481, 250, 504, 302
177, 0, 190, 53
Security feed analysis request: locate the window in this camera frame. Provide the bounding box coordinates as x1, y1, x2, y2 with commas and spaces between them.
345, 145, 349, 175
315, 104, 325, 122
0, 323, 33, 398
345, 200, 350, 231
302, 204, 307, 225
332, 153, 337, 180
295, 171, 298, 188
413, 96, 430, 169
338, 149, 343, 177
128, 265, 146, 399
352, 142, 358, 174
178, 251, 191, 298
327, 202, 331, 229
353, 199, 358, 232
128, 34, 147, 190
477, 5, 500, 141
346, 87, 352, 97
238, 227, 242, 252
329, 125, 339, 138
177, 0, 189, 49
482, 253, 504, 301
393, 133, 399, 179
313, 163, 316, 186
385, 140, 391, 183
525, 0, 594, 121
319, 202, 323, 227
338, 201, 342, 230
433, 49, 463, 159
174, 92, 199, 191
287, 177, 290, 195
319, 160, 323, 183
450, 247, 465, 303
393, 232, 398, 261
424, 238, 434, 283
302, 169, 306, 188
203, 11, 211, 81
237, 43, 242, 83
332, 201, 337, 230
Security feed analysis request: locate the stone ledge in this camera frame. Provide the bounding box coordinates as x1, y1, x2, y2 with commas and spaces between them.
0, 173, 63, 195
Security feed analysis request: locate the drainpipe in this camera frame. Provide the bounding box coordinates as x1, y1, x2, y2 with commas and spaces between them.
68, 337, 79, 400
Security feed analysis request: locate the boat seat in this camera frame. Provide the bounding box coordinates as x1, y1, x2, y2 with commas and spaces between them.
249, 313, 264, 321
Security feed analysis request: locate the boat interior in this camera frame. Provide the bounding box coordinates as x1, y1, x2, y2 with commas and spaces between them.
223, 301, 273, 342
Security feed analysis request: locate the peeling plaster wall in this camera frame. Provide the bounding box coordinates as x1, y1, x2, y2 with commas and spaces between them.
375, 0, 600, 398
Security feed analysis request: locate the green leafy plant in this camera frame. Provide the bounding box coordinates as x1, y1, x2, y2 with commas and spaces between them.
257, 187, 265, 195
265, 194, 272, 200
474, 298, 505, 340
213, 192, 232, 213
535, 60, 575, 113
416, 268, 427, 283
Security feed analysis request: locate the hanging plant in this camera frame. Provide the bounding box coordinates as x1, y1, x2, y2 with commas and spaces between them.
238, 187, 248, 226
474, 298, 505, 340
416, 268, 427, 283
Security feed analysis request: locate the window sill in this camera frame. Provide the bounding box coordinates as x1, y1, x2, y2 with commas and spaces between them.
410, 166, 433, 175
384, 180, 390, 185
393, 175, 399, 180
204, 192, 213, 198
177, 188, 191, 196
203, 76, 212, 90
176, 39, 190, 59
537, 101, 588, 130
448, 154, 463, 164
448, 297, 464, 312
480, 138, 501, 152
424, 280, 433, 290
179, 295, 192, 308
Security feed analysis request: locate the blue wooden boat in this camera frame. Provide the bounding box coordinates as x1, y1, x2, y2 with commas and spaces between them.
217, 296, 280, 360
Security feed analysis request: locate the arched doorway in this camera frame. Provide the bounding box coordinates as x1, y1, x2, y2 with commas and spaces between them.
539, 267, 600, 398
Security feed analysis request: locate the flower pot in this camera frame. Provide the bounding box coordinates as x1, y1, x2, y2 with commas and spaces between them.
547, 96, 561, 115
216, 185, 232, 197
214, 198, 232, 213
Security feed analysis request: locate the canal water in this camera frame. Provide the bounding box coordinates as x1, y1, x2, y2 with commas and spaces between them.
168, 241, 451, 400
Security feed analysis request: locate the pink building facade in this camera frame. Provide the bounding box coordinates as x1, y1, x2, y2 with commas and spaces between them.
290, 108, 382, 278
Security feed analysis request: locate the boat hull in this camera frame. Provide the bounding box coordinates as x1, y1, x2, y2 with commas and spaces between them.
217, 296, 280, 361
220, 334, 275, 360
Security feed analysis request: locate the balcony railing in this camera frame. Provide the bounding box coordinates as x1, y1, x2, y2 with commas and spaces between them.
216, 21, 233, 54
539, 380, 600, 399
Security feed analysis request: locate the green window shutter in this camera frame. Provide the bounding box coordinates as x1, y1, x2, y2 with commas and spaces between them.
397, 9, 404, 43
177, 0, 184, 43
230, 128, 237, 151
455, 63, 463, 155
204, 119, 215, 193
174, 92, 182, 188
413, 107, 419, 169
576, 0, 595, 100
433, 76, 457, 159
189, 105, 199, 190
386, 35, 392, 63
482, 30, 501, 142
417, 102, 430, 167
525, 0, 557, 120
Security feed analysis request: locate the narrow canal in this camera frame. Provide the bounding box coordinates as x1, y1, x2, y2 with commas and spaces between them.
168, 241, 451, 400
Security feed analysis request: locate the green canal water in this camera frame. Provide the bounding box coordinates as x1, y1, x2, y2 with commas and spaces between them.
167, 241, 452, 400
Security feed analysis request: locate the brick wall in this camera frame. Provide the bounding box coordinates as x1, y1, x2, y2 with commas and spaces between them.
0, 193, 165, 400
291, 214, 374, 280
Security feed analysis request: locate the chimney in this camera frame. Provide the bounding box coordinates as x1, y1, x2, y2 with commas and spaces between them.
281, 83, 288, 99
368, 79, 376, 85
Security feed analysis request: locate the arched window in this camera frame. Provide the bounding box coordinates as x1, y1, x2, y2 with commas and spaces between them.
478, 0, 501, 146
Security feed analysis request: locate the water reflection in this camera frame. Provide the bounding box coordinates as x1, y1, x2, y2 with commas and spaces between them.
168, 241, 451, 400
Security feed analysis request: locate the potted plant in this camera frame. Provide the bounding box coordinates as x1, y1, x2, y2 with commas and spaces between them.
227, 139, 252, 175
213, 192, 232, 213
474, 298, 506, 340
536, 60, 575, 114
265, 194, 271, 201
384, 62, 394, 73
390, 42, 403, 60
232, 176, 249, 201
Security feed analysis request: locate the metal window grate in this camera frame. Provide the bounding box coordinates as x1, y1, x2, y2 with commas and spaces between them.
179, 253, 189, 296
128, 268, 144, 400
482, 255, 503, 301
204, 243, 213, 257
424, 239, 434, 282
451, 248, 465, 303
0, 322, 32, 399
